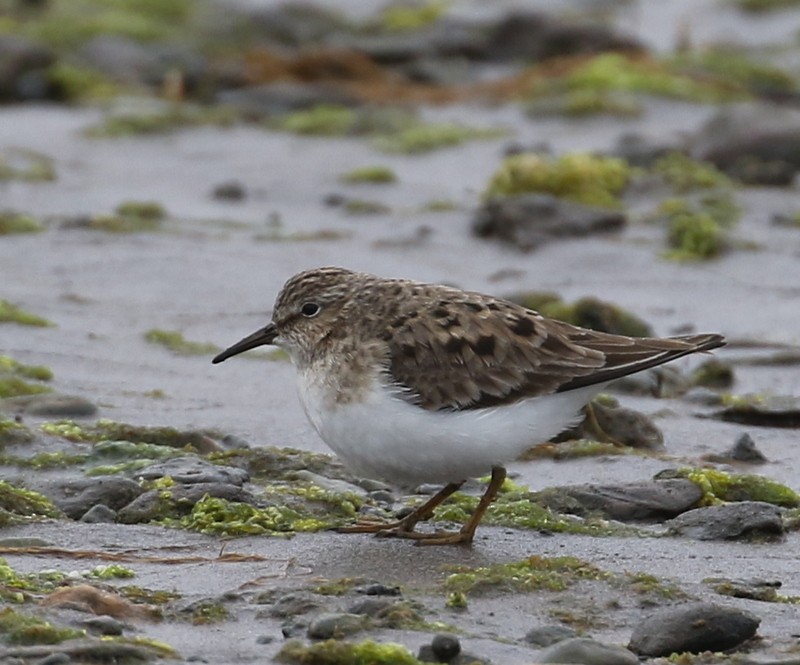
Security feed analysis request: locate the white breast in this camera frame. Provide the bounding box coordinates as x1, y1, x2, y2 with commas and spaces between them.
295, 370, 605, 487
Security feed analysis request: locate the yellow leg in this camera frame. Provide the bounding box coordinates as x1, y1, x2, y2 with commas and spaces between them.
338, 481, 464, 535
340, 467, 507, 546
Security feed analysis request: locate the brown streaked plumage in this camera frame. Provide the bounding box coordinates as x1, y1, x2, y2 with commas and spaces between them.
213, 267, 725, 546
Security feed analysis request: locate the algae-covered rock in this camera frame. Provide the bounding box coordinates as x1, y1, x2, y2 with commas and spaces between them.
277, 638, 422, 665
666, 501, 784, 541
472, 194, 626, 251
668, 467, 799, 507
484, 153, 631, 209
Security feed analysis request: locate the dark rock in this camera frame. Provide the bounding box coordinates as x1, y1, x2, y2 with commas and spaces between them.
692, 103, 800, 183
524, 625, 578, 647
611, 366, 691, 398
281, 620, 306, 639
347, 597, 394, 617
117, 482, 258, 523
706, 577, 782, 602
79, 504, 117, 524
485, 12, 643, 62
306, 613, 365, 640
704, 433, 767, 464
575, 400, 664, 449
268, 593, 320, 618
216, 82, 359, 119
709, 395, 800, 428
368, 490, 395, 504
0, 34, 55, 102
54, 477, 144, 520
136, 456, 248, 485
472, 194, 625, 251
612, 133, 678, 167
255, 635, 275, 644
538, 637, 638, 664
431, 634, 461, 661
666, 501, 784, 541
628, 602, 760, 656
535, 479, 702, 521
80, 615, 125, 636
35, 654, 71, 665
212, 181, 247, 201
0, 394, 98, 418
355, 583, 402, 596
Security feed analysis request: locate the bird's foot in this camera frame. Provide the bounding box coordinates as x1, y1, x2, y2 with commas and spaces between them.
375, 526, 473, 546
337, 518, 405, 534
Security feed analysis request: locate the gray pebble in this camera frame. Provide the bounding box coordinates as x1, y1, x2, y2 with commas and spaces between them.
525, 624, 578, 647
269, 593, 320, 618
629, 602, 760, 656
306, 613, 365, 640
357, 478, 392, 492
666, 501, 784, 540
81, 615, 125, 636
368, 490, 395, 504
347, 597, 394, 616
538, 637, 638, 664
431, 634, 461, 661
80, 504, 117, 523
281, 619, 306, 639
35, 654, 72, 665
255, 634, 275, 644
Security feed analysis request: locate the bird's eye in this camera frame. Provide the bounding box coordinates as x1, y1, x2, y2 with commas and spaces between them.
301, 302, 320, 317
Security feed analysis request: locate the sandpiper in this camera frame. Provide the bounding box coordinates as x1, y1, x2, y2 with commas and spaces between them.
213, 267, 724, 545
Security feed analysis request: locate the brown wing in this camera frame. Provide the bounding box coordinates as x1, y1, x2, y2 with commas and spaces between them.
386, 289, 724, 411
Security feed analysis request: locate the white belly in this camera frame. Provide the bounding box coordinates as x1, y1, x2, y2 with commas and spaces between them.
296, 371, 604, 486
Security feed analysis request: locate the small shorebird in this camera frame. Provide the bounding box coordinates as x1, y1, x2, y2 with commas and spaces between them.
213, 267, 724, 545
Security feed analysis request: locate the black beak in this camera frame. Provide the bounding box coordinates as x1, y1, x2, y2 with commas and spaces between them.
212, 323, 278, 364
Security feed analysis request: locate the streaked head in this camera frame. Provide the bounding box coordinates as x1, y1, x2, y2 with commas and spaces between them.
212, 267, 363, 366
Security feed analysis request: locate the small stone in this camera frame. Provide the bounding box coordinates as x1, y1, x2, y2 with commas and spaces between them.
730, 433, 768, 463
255, 634, 275, 644
81, 615, 125, 636
355, 583, 401, 596
220, 434, 250, 449
525, 624, 578, 647
666, 501, 784, 541
135, 456, 249, 485
306, 613, 364, 640
629, 602, 760, 656
367, 490, 395, 504
269, 593, 320, 618
55, 476, 143, 520
80, 504, 117, 523
431, 634, 461, 661
357, 478, 392, 492
539, 637, 638, 664
212, 181, 246, 201
347, 597, 393, 616
281, 619, 306, 639
35, 654, 72, 665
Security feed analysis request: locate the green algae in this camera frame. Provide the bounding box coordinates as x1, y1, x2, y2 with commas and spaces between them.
0, 357, 53, 382
85, 104, 236, 138
622, 572, 686, 600
732, 0, 800, 12
484, 153, 631, 209
312, 577, 362, 596
0, 211, 44, 235
341, 166, 397, 184
373, 122, 505, 154
119, 585, 180, 605
420, 199, 458, 212
691, 359, 735, 389
144, 329, 220, 356
343, 199, 392, 215
85, 200, 166, 233
0, 356, 54, 399
0, 450, 89, 470
657, 192, 741, 261
521, 438, 629, 461
445, 591, 468, 609
677, 468, 799, 507
0, 481, 61, 525
511, 293, 652, 350
0, 300, 54, 327
0, 607, 84, 645
180, 599, 229, 625
40, 420, 91, 442
431, 487, 629, 536
209, 446, 345, 483
526, 89, 643, 118
0, 150, 56, 182
653, 152, 732, 192
0, 418, 35, 446
673, 48, 796, 93
380, 0, 449, 31
277, 638, 422, 665
47, 62, 119, 102
445, 555, 608, 596
86, 564, 135, 579
530, 53, 746, 105
15, 0, 193, 49
276, 105, 358, 136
